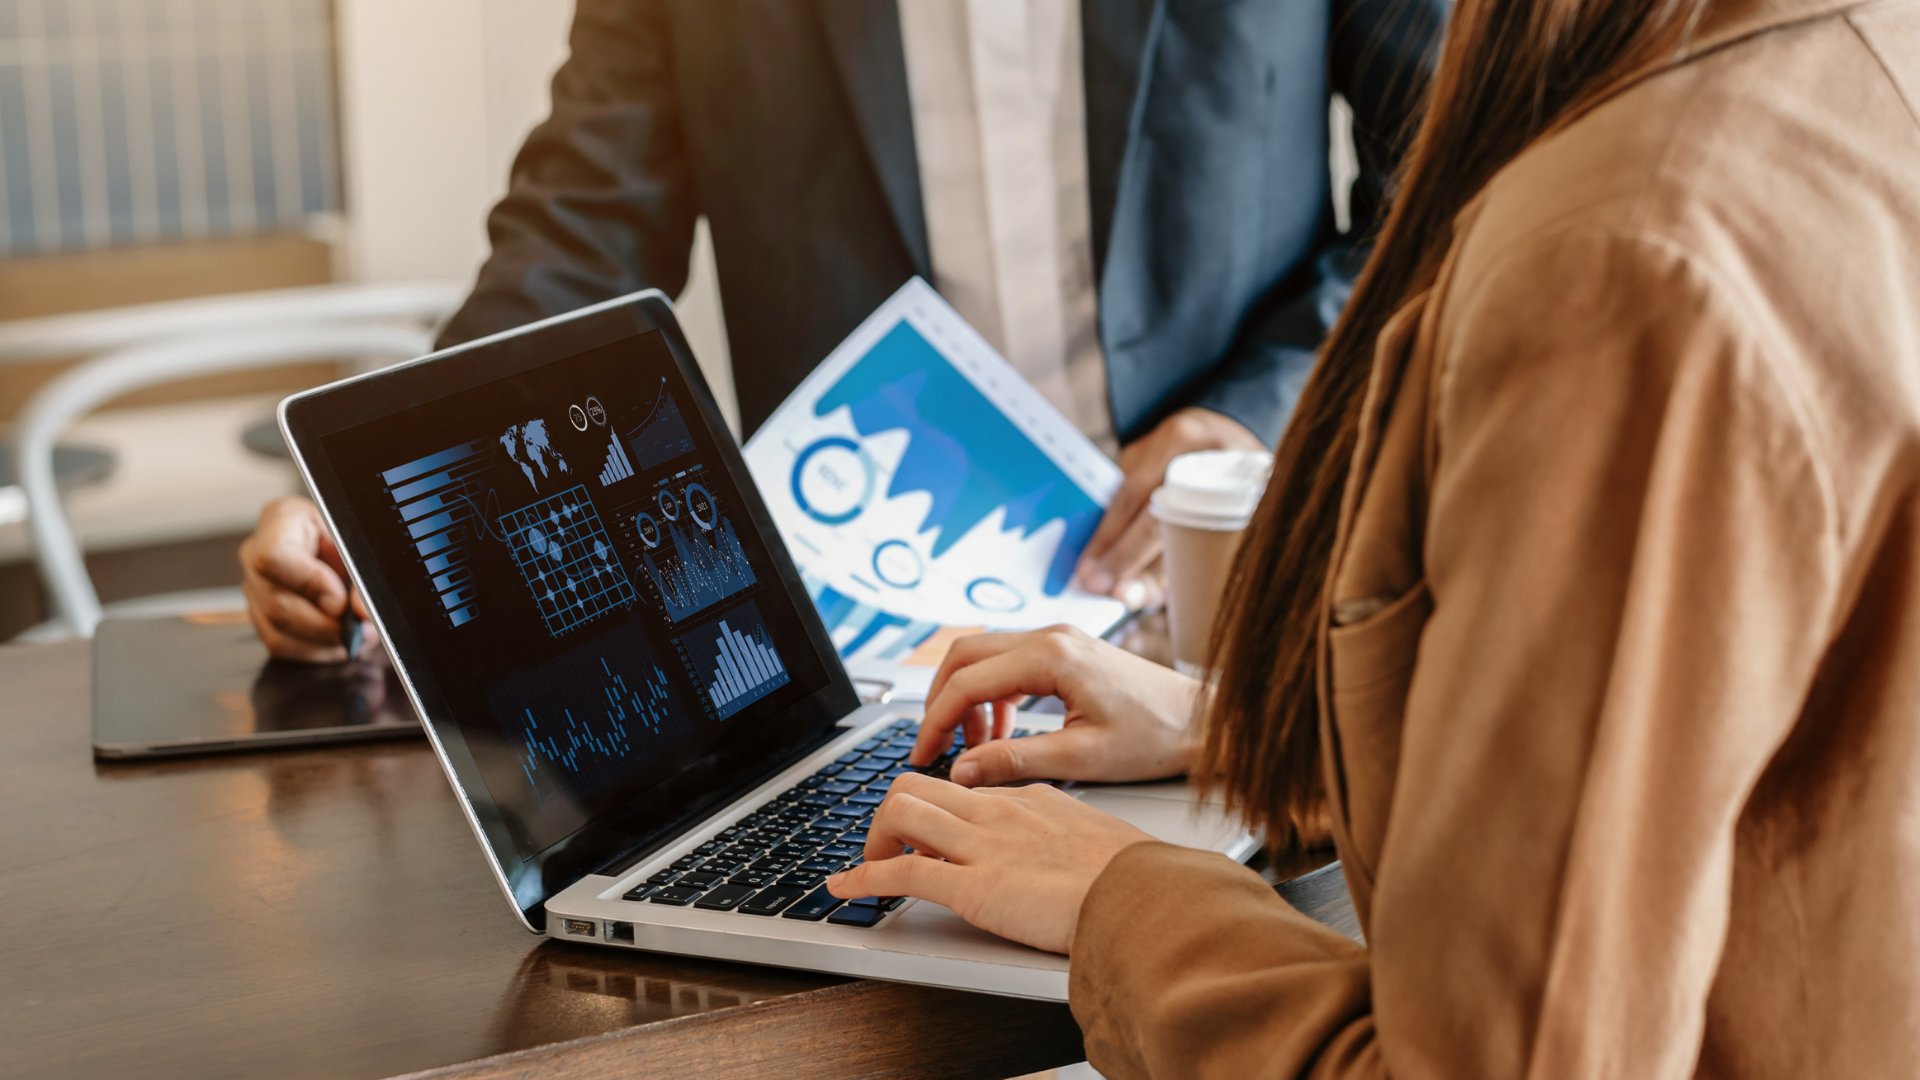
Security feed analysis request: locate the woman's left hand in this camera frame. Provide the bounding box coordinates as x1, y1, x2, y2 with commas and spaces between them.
825, 773, 1154, 954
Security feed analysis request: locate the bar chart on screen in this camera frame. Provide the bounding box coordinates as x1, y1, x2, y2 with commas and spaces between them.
681, 600, 789, 719
597, 433, 636, 486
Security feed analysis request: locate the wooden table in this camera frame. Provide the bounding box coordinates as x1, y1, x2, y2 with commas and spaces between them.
0, 640, 1089, 1080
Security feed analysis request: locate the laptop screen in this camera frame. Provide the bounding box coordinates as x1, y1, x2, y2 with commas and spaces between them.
299, 303, 853, 923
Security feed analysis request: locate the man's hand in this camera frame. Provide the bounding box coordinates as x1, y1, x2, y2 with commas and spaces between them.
827, 773, 1153, 954
239, 496, 377, 663
1076, 406, 1264, 604
910, 625, 1200, 786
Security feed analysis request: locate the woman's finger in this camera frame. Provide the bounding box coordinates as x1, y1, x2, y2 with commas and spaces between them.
862, 788, 977, 863
948, 724, 1107, 787
827, 851, 967, 904
914, 645, 1070, 764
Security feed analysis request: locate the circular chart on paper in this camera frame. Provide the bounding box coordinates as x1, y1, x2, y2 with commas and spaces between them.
636, 512, 661, 548
684, 483, 717, 531
965, 577, 1026, 614
790, 436, 875, 526
657, 489, 680, 521
871, 540, 923, 588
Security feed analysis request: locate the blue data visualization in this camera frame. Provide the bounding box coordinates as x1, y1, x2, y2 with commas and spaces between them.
812, 321, 1101, 596
626, 379, 696, 471
378, 438, 491, 627
499, 485, 636, 637
624, 479, 758, 622
485, 621, 693, 801
681, 600, 789, 720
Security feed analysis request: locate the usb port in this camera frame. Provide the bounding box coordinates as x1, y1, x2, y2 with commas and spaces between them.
563, 919, 596, 937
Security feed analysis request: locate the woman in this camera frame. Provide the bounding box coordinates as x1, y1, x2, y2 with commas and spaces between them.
826, 0, 1920, 1072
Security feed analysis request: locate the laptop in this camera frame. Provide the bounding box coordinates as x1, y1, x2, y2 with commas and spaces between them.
279, 289, 1254, 1001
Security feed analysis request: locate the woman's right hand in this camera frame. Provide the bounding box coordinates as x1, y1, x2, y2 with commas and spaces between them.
908, 625, 1201, 787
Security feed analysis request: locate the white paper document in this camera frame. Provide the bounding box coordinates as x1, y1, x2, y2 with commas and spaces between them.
744, 279, 1128, 693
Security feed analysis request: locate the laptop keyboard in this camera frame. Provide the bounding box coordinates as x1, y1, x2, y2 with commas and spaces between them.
619, 717, 1033, 928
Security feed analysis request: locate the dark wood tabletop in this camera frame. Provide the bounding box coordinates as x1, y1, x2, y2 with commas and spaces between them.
0, 640, 1086, 1080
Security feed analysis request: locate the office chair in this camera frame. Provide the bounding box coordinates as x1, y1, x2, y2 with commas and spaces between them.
8, 283, 459, 640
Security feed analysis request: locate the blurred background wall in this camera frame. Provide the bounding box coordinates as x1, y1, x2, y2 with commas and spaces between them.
0, 0, 734, 637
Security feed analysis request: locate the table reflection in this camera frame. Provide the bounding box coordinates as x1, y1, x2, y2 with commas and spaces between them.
484, 941, 844, 1053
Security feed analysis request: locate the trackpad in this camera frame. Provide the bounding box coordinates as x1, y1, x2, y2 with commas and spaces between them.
1071, 788, 1246, 853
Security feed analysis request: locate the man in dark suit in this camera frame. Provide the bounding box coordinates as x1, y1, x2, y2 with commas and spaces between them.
242, 0, 1443, 661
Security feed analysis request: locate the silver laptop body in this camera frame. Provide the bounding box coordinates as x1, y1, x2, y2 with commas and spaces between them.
280, 289, 1252, 1003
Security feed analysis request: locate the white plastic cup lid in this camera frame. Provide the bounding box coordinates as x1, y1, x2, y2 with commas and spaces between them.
1149, 449, 1273, 531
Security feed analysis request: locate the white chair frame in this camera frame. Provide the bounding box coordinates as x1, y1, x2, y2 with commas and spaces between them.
8, 282, 460, 638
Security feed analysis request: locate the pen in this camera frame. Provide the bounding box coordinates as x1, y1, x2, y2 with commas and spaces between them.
339, 595, 365, 659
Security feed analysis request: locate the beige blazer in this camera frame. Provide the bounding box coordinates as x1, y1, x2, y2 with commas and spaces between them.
1069, 1, 1920, 1076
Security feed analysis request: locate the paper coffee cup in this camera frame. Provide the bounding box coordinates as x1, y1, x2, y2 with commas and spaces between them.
1149, 450, 1273, 678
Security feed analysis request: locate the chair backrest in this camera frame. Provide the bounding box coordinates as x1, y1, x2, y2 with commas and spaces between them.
11, 300, 449, 637
0, 281, 463, 365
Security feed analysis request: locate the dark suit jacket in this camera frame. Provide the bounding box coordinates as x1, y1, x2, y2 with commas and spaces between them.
437, 0, 1445, 443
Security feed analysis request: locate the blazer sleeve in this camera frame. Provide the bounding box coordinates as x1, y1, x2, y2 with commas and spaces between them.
1069, 233, 1843, 1079
434, 0, 697, 350
1185, 0, 1446, 445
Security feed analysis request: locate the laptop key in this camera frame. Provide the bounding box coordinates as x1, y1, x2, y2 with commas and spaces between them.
846, 791, 886, 806
622, 884, 662, 902
693, 840, 726, 855
835, 752, 864, 765
799, 792, 836, 808
650, 885, 704, 906
778, 870, 827, 890
870, 747, 910, 761
823, 803, 865, 818
795, 829, 839, 847
670, 855, 705, 871
840, 830, 869, 845
739, 886, 805, 916
828, 902, 886, 928
817, 762, 846, 777
818, 844, 862, 861
647, 869, 680, 886
695, 884, 756, 911
730, 869, 781, 889
677, 870, 725, 890
839, 768, 878, 784
771, 843, 815, 860
799, 858, 845, 874
855, 739, 882, 751
701, 857, 746, 875
750, 857, 796, 874
781, 886, 846, 921
817, 780, 858, 795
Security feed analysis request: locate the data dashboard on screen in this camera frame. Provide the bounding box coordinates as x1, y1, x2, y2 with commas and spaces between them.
322, 330, 827, 861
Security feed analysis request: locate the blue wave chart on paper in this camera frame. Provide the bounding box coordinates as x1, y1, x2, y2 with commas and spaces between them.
812, 322, 1101, 596
499, 485, 636, 637
683, 601, 789, 719
485, 621, 692, 801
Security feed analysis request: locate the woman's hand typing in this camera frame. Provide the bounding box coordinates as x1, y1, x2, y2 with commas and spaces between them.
826, 773, 1153, 954
908, 626, 1201, 786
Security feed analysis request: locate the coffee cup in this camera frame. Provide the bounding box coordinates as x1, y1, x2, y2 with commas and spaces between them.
1149, 449, 1273, 678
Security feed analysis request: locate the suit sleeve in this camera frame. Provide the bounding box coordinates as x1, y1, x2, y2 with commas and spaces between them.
1186, 0, 1446, 445
435, 0, 697, 350
1069, 234, 1842, 1079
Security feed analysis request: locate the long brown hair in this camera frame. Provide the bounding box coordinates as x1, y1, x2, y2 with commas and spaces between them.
1198, 0, 1713, 843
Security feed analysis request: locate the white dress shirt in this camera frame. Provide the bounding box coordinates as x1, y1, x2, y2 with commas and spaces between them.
896, 0, 1117, 455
